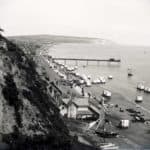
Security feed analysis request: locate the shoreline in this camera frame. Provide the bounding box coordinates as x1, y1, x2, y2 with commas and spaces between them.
42, 45, 150, 149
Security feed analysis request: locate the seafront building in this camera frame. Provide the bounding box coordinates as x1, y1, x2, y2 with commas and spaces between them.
60, 97, 102, 120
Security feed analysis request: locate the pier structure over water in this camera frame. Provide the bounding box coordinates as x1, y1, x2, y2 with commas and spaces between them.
52, 57, 121, 66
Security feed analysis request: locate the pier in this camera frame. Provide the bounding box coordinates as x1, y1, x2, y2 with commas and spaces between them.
52, 57, 121, 65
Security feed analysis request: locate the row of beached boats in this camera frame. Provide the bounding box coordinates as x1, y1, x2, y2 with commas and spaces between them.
55, 61, 78, 72
52, 62, 113, 98
51, 60, 113, 86
74, 73, 113, 86
137, 83, 150, 93
52, 62, 148, 103
50, 61, 113, 98
135, 83, 150, 103
92, 75, 113, 84
127, 69, 150, 102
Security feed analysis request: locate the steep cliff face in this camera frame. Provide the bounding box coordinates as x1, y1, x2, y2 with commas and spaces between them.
0, 35, 70, 149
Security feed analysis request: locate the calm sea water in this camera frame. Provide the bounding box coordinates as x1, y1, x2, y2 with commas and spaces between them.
49, 43, 150, 110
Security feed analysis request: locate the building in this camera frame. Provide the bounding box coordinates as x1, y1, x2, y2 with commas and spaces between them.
60, 97, 101, 120
0, 39, 7, 50
59, 98, 70, 117
48, 81, 63, 106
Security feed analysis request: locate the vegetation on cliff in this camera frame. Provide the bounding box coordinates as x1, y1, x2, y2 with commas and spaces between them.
0, 34, 70, 149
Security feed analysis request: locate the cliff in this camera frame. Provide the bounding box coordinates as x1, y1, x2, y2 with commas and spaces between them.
0, 34, 70, 150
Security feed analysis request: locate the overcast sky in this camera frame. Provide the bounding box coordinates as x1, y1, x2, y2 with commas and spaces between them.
0, 0, 150, 45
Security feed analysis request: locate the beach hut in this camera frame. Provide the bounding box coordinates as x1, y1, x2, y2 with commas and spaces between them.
118, 120, 130, 128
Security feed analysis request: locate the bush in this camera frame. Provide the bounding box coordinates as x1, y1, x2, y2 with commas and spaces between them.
2, 73, 23, 127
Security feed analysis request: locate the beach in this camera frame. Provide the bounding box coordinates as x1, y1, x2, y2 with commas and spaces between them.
44, 42, 150, 149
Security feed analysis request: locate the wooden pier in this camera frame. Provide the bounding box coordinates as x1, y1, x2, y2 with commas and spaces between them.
52, 57, 121, 65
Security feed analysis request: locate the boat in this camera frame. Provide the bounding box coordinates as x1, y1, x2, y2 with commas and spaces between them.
132, 114, 146, 123
58, 72, 67, 80
60, 66, 64, 69
74, 66, 78, 70
135, 95, 143, 103
66, 66, 75, 71
144, 87, 150, 93
73, 85, 83, 96
80, 74, 87, 81
95, 130, 118, 138
100, 143, 115, 148
127, 68, 133, 77
79, 79, 85, 85
100, 142, 119, 150
99, 77, 106, 84
80, 74, 91, 87
137, 83, 145, 90
103, 90, 112, 98
101, 145, 119, 150
75, 72, 80, 77
87, 75, 91, 80
92, 79, 101, 84
109, 58, 115, 62
100, 143, 116, 149
108, 75, 113, 79
54, 69, 59, 74
126, 108, 141, 114
86, 80, 91, 87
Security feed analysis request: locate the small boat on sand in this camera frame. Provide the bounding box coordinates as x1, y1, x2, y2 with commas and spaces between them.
79, 79, 85, 84
137, 83, 145, 90
127, 68, 133, 77
87, 75, 91, 80
100, 143, 115, 149
101, 146, 119, 150
95, 130, 118, 138
86, 80, 91, 87
108, 75, 113, 80
74, 66, 78, 70
103, 90, 112, 98
75, 72, 80, 77
135, 95, 143, 103
99, 77, 106, 84
100, 143, 119, 150
144, 87, 150, 93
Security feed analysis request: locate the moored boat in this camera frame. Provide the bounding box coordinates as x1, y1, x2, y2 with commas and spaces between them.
135, 95, 143, 103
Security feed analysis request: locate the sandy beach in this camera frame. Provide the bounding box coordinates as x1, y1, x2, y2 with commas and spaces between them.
85, 85, 150, 149
44, 55, 150, 150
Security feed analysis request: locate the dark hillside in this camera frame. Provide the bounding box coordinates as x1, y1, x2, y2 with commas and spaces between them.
0, 34, 70, 149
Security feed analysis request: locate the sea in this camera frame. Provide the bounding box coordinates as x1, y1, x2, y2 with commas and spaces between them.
49, 43, 150, 112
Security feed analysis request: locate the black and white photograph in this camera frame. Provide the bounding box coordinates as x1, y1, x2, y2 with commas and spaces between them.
0, 0, 150, 149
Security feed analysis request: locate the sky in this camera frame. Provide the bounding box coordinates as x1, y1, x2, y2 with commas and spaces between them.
0, 0, 150, 46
